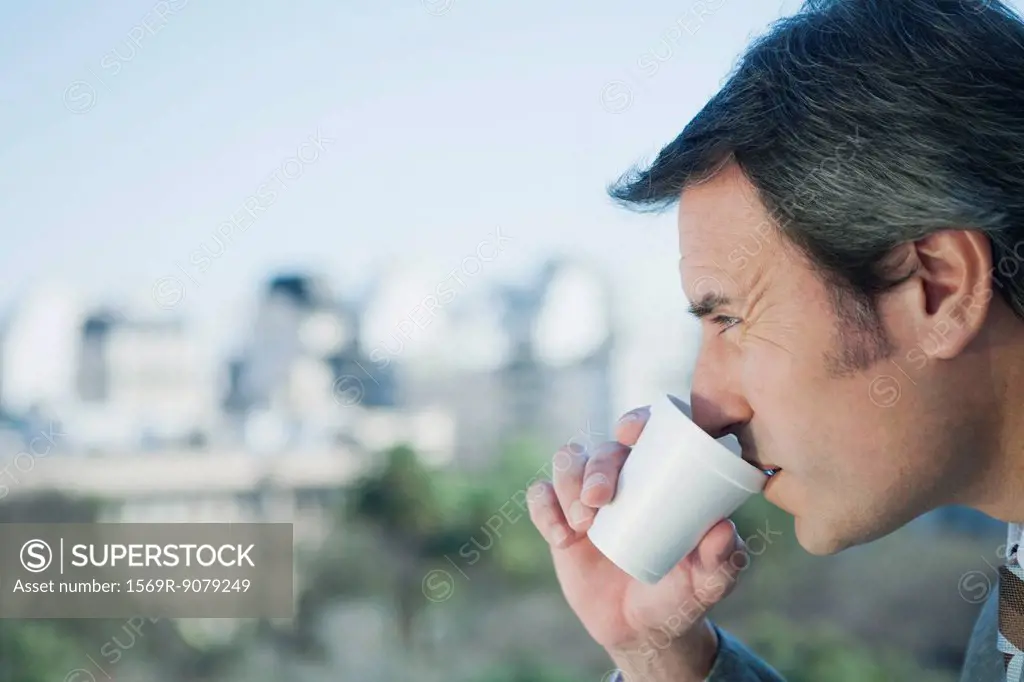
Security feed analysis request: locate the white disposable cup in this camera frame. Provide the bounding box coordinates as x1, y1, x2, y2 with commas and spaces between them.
587, 393, 767, 584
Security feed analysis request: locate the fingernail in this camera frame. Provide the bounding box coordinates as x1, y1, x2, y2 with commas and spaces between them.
618, 405, 651, 424
582, 473, 609, 493
566, 441, 586, 455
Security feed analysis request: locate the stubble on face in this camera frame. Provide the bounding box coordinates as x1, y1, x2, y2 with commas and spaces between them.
821, 282, 895, 378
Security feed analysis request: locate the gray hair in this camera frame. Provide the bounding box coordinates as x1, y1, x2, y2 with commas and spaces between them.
609, 0, 1024, 328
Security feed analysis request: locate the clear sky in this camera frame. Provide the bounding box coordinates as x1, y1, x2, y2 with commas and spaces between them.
6, 0, 950, 363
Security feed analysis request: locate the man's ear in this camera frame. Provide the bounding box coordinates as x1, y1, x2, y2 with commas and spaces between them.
895, 229, 994, 361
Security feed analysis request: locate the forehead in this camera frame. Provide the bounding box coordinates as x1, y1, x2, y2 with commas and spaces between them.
677, 165, 771, 256
676, 164, 783, 289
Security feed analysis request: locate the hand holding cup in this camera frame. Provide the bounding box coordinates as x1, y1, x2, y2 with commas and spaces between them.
526, 395, 768, 676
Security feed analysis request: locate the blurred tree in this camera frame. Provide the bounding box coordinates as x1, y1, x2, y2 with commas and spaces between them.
284, 438, 978, 682
424, 437, 565, 589
0, 491, 102, 524
345, 443, 451, 649
0, 621, 87, 682
350, 444, 445, 539
460, 658, 580, 682
477, 438, 563, 587
0, 492, 251, 682
300, 439, 562, 661
0, 495, 113, 682
739, 613, 956, 682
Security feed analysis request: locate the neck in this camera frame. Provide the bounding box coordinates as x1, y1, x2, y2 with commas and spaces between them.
960, 321, 1024, 522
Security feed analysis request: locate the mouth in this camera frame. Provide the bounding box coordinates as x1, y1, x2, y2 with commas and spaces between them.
762, 467, 782, 499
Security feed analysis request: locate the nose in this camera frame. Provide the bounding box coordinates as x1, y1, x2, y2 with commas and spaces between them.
689, 341, 753, 439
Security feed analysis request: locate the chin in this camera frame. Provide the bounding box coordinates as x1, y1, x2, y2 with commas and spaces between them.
792, 516, 853, 556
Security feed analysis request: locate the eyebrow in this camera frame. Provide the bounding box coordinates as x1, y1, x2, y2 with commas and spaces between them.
687, 292, 733, 319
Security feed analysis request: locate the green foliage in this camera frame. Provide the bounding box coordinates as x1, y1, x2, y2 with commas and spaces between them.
460, 658, 580, 682
0, 495, 115, 682
0, 445, 973, 681
307, 521, 393, 596
0, 621, 86, 682
489, 521, 553, 584
0, 492, 103, 524
460, 440, 559, 584
349, 444, 444, 538
340, 441, 965, 681
739, 614, 956, 682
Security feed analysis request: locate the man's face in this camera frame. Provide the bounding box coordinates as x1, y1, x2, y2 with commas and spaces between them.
678, 164, 983, 555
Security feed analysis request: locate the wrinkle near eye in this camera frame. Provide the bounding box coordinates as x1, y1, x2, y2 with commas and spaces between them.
734, 290, 801, 354
744, 324, 801, 357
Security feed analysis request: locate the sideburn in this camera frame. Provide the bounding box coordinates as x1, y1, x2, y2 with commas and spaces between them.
823, 284, 894, 378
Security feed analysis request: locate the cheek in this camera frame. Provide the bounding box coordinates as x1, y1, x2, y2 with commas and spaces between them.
738, 335, 829, 406
740, 344, 875, 477
738, 346, 788, 398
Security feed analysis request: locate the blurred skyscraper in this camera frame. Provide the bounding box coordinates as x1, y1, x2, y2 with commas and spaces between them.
224, 272, 407, 455
1, 259, 613, 473
392, 256, 616, 468
0, 285, 213, 452
74, 308, 214, 450
0, 283, 83, 415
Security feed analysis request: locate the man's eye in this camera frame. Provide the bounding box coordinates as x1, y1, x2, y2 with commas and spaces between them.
711, 315, 741, 332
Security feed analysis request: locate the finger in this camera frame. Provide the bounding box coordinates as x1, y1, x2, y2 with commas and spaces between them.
526, 480, 577, 549
694, 519, 742, 570
579, 441, 631, 508
552, 444, 590, 532
690, 519, 747, 605
613, 405, 651, 447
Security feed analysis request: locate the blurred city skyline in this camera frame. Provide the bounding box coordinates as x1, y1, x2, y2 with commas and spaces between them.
0, 0, 829, 361
6, 0, 1024, 376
